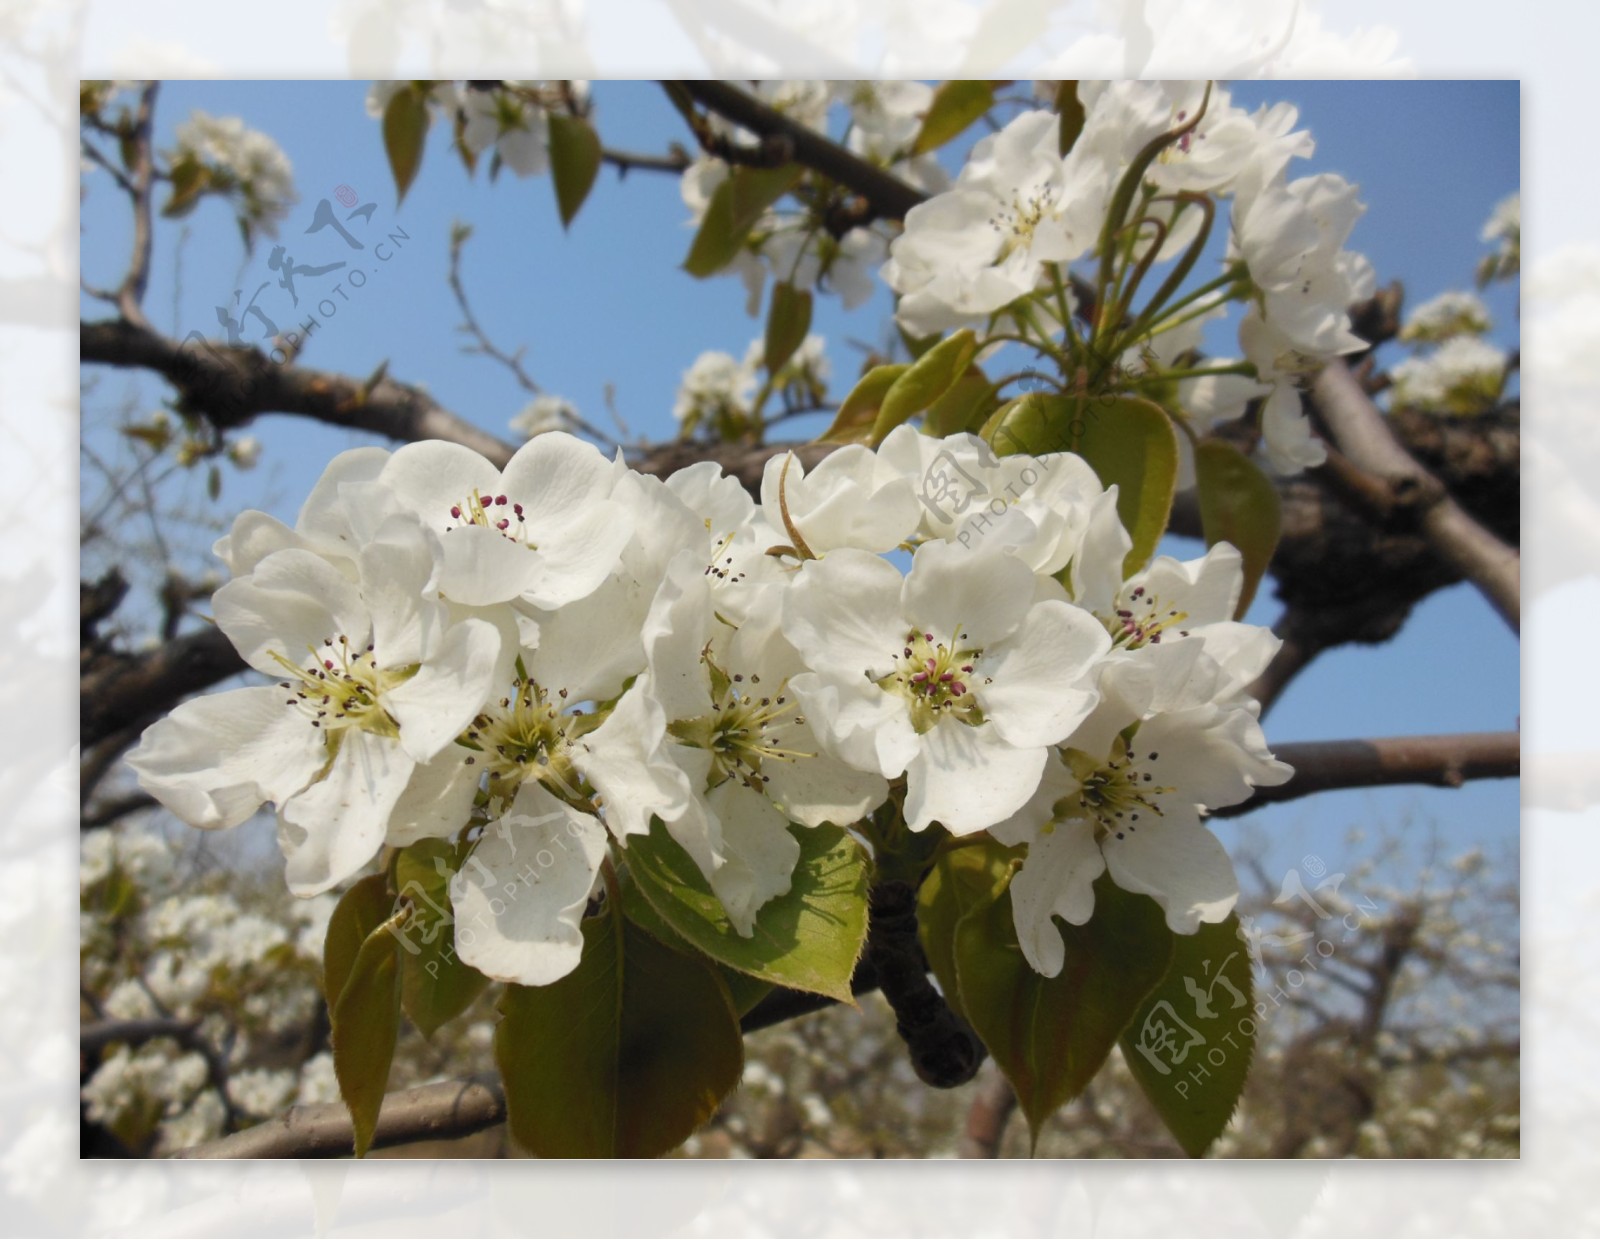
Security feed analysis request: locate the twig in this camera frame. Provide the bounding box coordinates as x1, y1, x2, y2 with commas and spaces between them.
117, 82, 160, 326
1311, 359, 1520, 631
669, 80, 928, 228
1211, 731, 1519, 817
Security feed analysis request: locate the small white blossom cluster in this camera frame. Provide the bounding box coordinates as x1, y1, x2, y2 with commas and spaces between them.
509, 394, 577, 440
80, 822, 335, 1153
673, 334, 830, 438
1389, 335, 1509, 415
681, 81, 951, 315
171, 110, 298, 239
128, 427, 1290, 988
1478, 191, 1520, 285
1400, 290, 1492, 344
884, 82, 1375, 475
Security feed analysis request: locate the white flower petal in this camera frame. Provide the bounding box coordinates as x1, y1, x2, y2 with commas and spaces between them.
213, 548, 369, 676
902, 539, 1036, 652
125, 686, 322, 830
904, 722, 1046, 834
279, 731, 414, 896
782, 550, 906, 681
1100, 805, 1238, 935
1007, 818, 1105, 977
978, 600, 1109, 748
385, 617, 500, 764
386, 745, 480, 847
451, 784, 607, 987
705, 782, 800, 936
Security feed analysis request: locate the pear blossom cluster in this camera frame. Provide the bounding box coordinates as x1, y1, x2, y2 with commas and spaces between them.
366, 80, 588, 179
170, 110, 298, 239
673, 333, 830, 439
128, 426, 1290, 989
883, 81, 1376, 476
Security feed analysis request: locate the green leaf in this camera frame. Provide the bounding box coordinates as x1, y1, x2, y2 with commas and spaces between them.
161, 155, 208, 219
764, 281, 814, 376
618, 865, 774, 1016
323, 873, 395, 1011
923, 366, 998, 437
496, 908, 744, 1157
205, 464, 221, 501
913, 81, 996, 154
989, 393, 1178, 576
625, 817, 868, 1003
871, 328, 980, 444
819, 364, 909, 445
683, 163, 802, 277
331, 909, 404, 1157
394, 840, 490, 1039
382, 83, 430, 204
547, 112, 602, 228
954, 875, 1173, 1148
916, 839, 1020, 1025
1055, 81, 1086, 156
1121, 913, 1255, 1157
898, 324, 944, 360
1194, 438, 1282, 619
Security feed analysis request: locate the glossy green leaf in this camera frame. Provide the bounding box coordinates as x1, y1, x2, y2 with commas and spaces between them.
989, 393, 1178, 576
331, 909, 404, 1157
617, 864, 773, 1016
819, 364, 909, 444
1194, 438, 1282, 619
923, 367, 998, 437
683, 163, 802, 277
916, 839, 1019, 1025
913, 81, 996, 154
547, 112, 602, 228
323, 873, 395, 1011
764, 281, 814, 375
954, 876, 1173, 1148
382, 84, 430, 204
625, 817, 868, 1002
394, 840, 490, 1039
1055, 81, 1086, 156
496, 908, 744, 1157
871, 329, 979, 444
1121, 913, 1255, 1157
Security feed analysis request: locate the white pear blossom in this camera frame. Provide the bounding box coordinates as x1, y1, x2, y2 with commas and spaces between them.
509, 394, 575, 439
883, 109, 1109, 336
674, 348, 759, 433
1400, 290, 1492, 344
760, 442, 922, 557
992, 640, 1292, 974
784, 540, 1110, 834
376, 431, 634, 609
609, 554, 888, 932
126, 522, 501, 894
458, 81, 553, 178
1390, 335, 1509, 415
171, 110, 298, 239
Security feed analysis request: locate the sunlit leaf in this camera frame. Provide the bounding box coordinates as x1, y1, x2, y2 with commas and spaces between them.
683, 164, 802, 277
496, 906, 744, 1156
819, 364, 909, 445
954, 875, 1173, 1148
323, 873, 394, 1011
625, 817, 868, 1002
331, 909, 404, 1157
1121, 913, 1255, 1157
913, 81, 996, 154
872, 329, 979, 444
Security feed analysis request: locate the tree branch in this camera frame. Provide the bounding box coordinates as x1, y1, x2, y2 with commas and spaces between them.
1212, 730, 1519, 817
669, 80, 928, 229
80, 316, 520, 466
1311, 359, 1520, 632
118, 82, 160, 325
81, 623, 245, 750
170, 1074, 506, 1159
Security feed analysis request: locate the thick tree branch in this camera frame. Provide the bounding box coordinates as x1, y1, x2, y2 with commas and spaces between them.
81, 316, 520, 466
1212, 731, 1519, 817
1311, 359, 1520, 631
669, 80, 928, 228
81, 624, 244, 750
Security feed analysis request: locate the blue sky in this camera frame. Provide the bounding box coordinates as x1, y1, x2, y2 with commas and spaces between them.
79, 80, 1520, 902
